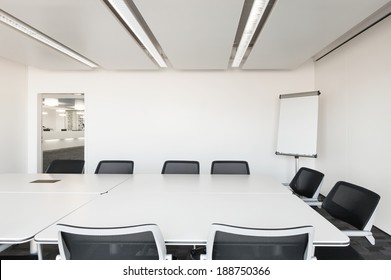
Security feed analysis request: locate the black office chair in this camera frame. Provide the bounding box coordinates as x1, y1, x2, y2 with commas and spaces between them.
211, 161, 250, 175
322, 181, 380, 245
57, 224, 171, 260
45, 159, 85, 174
161, 160, 200, 174
95, 160, 134, 174
288, 167, 324, 206
201, 223, 314, 260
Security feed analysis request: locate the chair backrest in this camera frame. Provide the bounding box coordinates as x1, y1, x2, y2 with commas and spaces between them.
205, 223, 314, 260
57, 224, 168, 260
289, 167, 324, 198
95, 160, 134, 174
211, 161, 250, 175
161, 160, 200, 174
45, 159, 85, 174
322, 181, 380, 230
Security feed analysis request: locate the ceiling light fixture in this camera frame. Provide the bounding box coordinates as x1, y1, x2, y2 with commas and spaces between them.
232, 0, 269, 68
74, 100, 85, 110
43, 98, 59, 107
105, 0, 167, 68
0, 9, 98, 69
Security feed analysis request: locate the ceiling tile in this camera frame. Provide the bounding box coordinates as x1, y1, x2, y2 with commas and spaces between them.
133, 0, 244, 70
1, 0, 389, 71
244, 0, 391, 70
0, 0, 158, 70
0, 24, 90, 70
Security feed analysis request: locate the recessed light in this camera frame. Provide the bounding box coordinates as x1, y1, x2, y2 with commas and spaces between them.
43, 98, 59, 107
105, 0, 167, 68
0, 9, 98, 68
232, 0, 269, 67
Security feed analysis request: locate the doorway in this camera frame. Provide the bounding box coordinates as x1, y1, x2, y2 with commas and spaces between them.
39, 94, 85, 172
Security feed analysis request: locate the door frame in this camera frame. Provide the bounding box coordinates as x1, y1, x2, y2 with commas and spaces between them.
38, 93, 85, 173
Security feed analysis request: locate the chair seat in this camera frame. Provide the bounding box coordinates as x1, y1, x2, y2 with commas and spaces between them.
211, 161, 250, 175
289, 167, 324, 201
95, 160, 134, 174
57, 224, 170, 260
322, 181, 380, 245
202, 224, 315, 260
45, 159, 85, 174
161, 160, 200, 174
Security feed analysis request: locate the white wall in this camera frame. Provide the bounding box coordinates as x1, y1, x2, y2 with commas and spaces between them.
0, 57, 28, 173
27, 61, 315, 181
42, 108, 57, 130
42, 131, 84, 151
315, 17, 391, 234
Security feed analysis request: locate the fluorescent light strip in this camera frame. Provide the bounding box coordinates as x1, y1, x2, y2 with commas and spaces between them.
0, 10, 98, 68
232, 0, 269, 67
107, 0, 167, 68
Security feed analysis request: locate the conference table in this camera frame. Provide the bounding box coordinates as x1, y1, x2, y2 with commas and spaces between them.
105, 174, 293, 194
33, 174, 350, 259
0, 173, 130, 194
0, 173, 131, 255
0, 192, 96, 245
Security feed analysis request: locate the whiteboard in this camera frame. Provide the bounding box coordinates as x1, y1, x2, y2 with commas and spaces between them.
276, 91, 320, 158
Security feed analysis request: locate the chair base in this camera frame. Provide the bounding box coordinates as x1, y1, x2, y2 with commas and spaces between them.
302, 198, 322, 207
190, 246, 206, 260
343, 230, 375, 245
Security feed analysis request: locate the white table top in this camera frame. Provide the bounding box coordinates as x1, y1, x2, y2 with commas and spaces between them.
111, 174, 292, 194
0, 192, 97, 243
35, 191, 349, 247
0, 173, 131, 194
0, 174, 347, 248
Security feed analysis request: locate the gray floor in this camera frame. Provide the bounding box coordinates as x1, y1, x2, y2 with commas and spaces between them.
314, 207, 391, 260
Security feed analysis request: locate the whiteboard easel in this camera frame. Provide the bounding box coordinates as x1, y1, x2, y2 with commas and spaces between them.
276, 91, 320, 173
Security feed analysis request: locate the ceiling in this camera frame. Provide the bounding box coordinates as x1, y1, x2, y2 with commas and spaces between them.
43, 98, 84, 110
0, 0, 390, 71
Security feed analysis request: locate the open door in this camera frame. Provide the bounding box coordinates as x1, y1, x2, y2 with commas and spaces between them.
39, 94, 85, 173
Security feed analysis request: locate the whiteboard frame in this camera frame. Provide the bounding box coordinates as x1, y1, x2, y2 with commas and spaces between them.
275, 91, 321, 158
